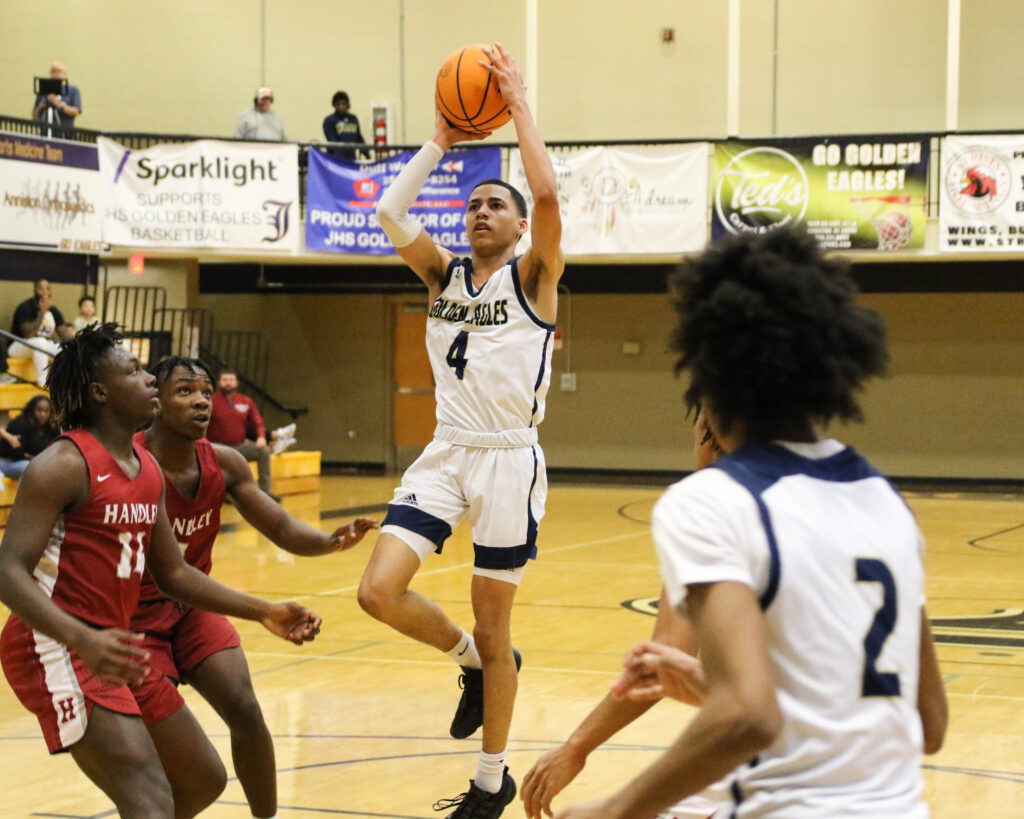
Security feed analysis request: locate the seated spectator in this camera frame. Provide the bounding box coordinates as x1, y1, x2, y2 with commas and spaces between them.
0, 396, 59, 481
31, 61, 82, 129
73, 294, 97, 332
322, 91, 369, 160
8, 278, 74, 386
206, 368, 296, 502
234, 88, 287, 141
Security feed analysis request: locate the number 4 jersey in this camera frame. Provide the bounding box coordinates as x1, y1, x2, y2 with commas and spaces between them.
26, 428, 164, 630
427, 256, 555, 433
653, 439, 928, 818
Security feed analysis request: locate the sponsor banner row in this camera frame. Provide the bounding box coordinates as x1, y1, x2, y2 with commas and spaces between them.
6, 130, 1024, 255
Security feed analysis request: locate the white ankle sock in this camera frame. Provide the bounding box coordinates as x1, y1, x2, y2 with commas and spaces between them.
445, 630, 481, 669
474, 749, 507, 793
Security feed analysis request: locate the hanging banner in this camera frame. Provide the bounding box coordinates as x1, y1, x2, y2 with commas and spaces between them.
98, 137, 300, 249
712, 137, 929, 250
939, 134, 1024, 251
0, 131, 104, 253
305, 146, 501, 254
508, 143, 708, 255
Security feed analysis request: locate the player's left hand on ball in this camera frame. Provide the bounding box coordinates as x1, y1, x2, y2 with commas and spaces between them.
328, 517, 380, 552
263, 601, 323, 645
481, 42, 526, 105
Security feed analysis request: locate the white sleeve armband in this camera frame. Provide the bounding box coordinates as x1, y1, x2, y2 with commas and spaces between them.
376, 140, 444, 248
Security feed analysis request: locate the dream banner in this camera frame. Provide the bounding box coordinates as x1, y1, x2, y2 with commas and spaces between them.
305, 146, 502, 255
508, 143, 708, 255
98, 137, 300, 249
0, 131, 104, 253
712, 137, 929, 250
939, 134, 1024, 251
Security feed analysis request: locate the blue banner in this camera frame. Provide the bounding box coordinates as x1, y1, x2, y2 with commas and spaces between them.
305, 146, 502, 254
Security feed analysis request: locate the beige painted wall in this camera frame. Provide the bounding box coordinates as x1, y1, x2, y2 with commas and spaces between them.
198, 288, 1024, 481
2, 1, 1022, 140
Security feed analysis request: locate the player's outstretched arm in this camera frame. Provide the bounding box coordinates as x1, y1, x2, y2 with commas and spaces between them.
522, 589, 698, 818
485, 43, 564, 297
917, 607, 948, 754
376, 109, 486, 291
147, 485, 321, 645
215, 444, 379, 556
0, 442, 151, 686
555, 582, 781, 819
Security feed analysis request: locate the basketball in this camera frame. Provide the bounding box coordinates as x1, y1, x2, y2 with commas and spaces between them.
435, 44, 513, 135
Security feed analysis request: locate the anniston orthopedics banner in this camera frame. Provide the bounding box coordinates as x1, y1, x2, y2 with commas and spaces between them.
0, 131, 104, 253
305, 146, 501, 255
713, 137, 929, 250
939, 135, 1024, 251
508, 143, 708, 255
98, 137, 300, 250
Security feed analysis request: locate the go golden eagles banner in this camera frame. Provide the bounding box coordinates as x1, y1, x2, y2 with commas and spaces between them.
713, 137, 929, 250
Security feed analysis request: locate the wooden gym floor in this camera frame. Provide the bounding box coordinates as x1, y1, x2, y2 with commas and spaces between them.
1, 474, 1023, 818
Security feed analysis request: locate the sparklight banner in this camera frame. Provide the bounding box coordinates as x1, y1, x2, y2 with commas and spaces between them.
98, 137, 300, 249
939, 134, 1024, 251
0, 131, 104, 253
713, 137, 929, 250
508, 143, 708, 255
305, 146, 501, 254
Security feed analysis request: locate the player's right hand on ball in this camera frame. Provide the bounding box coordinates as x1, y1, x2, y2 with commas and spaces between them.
522, 745, 586, 818
262, 601, 322, 645
77, 629, 150, 687
433, 104, 490, 149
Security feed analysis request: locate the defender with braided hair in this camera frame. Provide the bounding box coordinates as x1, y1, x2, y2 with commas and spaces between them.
557, 228, 948, 819
0, 324, 323, 818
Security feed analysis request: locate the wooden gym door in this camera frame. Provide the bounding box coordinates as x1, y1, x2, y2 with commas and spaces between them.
393, 303, 436, 470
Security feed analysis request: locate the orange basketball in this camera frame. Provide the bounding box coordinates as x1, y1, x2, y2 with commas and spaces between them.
435, 44, 513, 135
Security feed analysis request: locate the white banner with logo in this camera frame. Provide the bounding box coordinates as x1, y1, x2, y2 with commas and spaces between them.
98, 137, 300, 249
508, 143, 708, 255
940, 134, 1024, 252
0, 131, 104, 253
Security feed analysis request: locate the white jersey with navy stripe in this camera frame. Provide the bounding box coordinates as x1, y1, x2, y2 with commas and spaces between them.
653, 440, 927, 818
427, 256, 555, 434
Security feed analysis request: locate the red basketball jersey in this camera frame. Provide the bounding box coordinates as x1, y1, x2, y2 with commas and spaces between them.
134, 432, 225, 604
29, 429, 164, 630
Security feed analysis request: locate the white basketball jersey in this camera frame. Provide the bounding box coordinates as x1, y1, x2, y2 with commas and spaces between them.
426, 257, 555, 433
654, 441, 927, 818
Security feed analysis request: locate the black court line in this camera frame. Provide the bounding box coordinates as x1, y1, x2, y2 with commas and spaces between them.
218, 503, 389, 534
616, 500, 654, 526
968, 522, 1024, 554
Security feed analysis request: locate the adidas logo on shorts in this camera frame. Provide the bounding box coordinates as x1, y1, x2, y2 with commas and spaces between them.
400, 493, 418, 506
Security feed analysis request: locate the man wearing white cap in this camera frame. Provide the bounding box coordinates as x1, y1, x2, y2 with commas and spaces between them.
234, 87, 287, 141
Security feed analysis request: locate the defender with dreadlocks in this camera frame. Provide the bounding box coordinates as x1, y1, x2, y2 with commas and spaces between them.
0, 325, 322, 818
129, 356, 377, 819
556, 228, 948, 819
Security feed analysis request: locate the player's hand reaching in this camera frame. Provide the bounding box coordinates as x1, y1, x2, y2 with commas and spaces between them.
261, 601, 322, 645
327, 517, 379, 552
482, 43, 527, 110
611, 640, 707, 706
76, 628, 150, 687
522, 744, 587, 818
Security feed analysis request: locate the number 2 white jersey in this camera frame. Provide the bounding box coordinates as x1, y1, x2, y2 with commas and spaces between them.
427, 256, 555, 433
654, 440, 928, 818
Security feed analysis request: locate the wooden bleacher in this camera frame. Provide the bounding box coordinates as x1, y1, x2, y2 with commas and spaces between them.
249, 450, 322, 496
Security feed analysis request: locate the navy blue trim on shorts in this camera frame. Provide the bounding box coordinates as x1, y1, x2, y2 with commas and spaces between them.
511, 257, 557, 331
473, 542, 537, 570
711, 443, 885, 611
382, 503, 453, 553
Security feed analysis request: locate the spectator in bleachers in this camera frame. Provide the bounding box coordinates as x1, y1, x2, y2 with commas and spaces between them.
0, 396, 59, 481
73, 294, 97, 332
9, 279, 75, 387
31, 61, 82, 129
322, 91, 368, 160
206, 368, 296, 502
234, 87, 287, 141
